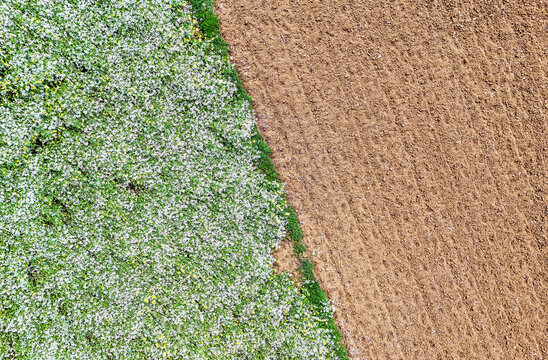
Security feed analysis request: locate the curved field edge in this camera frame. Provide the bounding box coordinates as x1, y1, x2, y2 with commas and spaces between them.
0, 1, 342, 358
189, 1, 349, 358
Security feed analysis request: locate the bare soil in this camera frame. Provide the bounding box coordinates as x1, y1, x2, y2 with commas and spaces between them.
273, 238, 301, 282
215, 0, 547, 358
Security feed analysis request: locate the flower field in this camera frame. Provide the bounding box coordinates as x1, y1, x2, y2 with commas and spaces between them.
0, 0, 345, 358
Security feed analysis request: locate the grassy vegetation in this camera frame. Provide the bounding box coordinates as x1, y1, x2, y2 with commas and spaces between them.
0, 0, 347, 358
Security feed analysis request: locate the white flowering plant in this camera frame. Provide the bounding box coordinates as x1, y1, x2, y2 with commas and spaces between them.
0, 0, 345, 359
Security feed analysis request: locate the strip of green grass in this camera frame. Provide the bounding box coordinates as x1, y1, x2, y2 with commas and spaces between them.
189, 1, 349, 358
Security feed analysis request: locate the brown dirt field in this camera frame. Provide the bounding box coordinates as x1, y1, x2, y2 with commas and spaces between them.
215, 0, 547, 358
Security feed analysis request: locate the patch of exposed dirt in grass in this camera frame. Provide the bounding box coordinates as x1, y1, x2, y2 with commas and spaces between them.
273, 239, 301, 284
216, 0, 547, 358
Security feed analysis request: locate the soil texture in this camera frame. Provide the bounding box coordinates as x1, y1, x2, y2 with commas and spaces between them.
215, 0, 547, 358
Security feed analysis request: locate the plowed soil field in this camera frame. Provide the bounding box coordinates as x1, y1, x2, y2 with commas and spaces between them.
215, 1, 547, 358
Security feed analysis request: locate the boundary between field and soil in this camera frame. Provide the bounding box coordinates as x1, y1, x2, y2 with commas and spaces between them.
188, 1, 349, 358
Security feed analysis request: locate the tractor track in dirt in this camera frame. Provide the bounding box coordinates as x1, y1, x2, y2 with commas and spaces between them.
215, 0, 547, 358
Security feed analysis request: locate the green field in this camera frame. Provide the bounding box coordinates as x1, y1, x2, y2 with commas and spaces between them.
0, 1, 346, 358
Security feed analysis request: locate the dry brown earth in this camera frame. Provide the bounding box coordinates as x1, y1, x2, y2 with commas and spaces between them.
215, 0, 547, 358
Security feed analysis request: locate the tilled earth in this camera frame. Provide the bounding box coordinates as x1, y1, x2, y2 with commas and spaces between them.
215, 0, 547, 358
